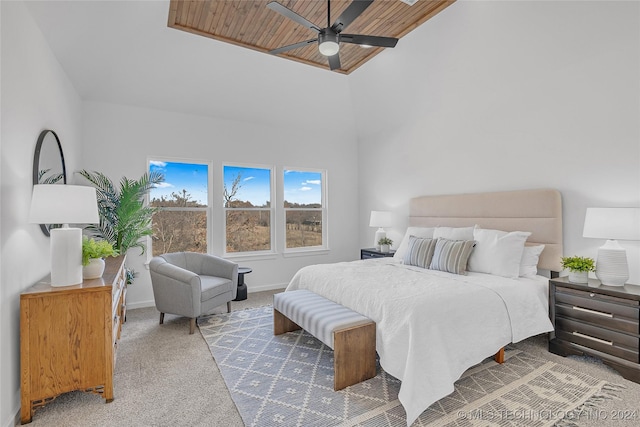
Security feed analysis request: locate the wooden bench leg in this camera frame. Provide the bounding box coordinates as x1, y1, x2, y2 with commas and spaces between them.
494, 347, 505, 364
273, 309, 301, 335
333, 322, 376, 391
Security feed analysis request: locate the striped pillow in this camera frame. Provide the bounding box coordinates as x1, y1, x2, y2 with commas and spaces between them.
403, 236, 437, 268
429, 238, 476, 275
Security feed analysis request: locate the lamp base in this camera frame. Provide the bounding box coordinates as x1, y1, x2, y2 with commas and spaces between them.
595, 240, 629, 287
50, 227, 83, 287
374, 228, 386, 251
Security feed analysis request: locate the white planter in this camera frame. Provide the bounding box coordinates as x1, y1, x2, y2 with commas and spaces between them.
568, 270, 588, 284
83, 258, 106, 280
380, 244, 390, 253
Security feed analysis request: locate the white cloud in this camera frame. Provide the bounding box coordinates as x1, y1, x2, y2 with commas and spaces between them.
303, 180, 321, 185
300, 186, 312, 191
150, 160, 167, 168
243, 176, 255, 182
155, 182, 175, 188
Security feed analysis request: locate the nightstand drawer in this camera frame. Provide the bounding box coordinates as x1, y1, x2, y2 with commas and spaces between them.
556, 317, 639, 362
556, 286, 639, 318
362, 251, 383, 259
555, 304, 639, 334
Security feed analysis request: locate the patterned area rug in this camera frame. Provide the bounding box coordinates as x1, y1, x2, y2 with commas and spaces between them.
198, 306, 623, 427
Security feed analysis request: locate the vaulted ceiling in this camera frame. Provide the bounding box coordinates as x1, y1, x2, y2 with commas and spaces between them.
168, 0, 455, 74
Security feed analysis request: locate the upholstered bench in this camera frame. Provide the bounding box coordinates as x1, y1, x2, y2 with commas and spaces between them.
273, 290, 376, 390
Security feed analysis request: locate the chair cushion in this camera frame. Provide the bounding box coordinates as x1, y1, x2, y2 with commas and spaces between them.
200, 275, 233, 302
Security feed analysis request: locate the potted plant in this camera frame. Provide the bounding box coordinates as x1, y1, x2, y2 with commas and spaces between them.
378, 237, 393, 253
561, 256, 596, 284
77, 169, 164, 283
82, 236, 118, 279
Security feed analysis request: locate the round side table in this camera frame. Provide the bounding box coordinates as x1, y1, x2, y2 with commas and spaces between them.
234, 267, 252, 301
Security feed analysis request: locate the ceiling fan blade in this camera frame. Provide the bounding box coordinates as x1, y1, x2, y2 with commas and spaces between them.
331, 0, 374, 33
267, 2, 321, 33
328, 54, 341, 71
269, 38, 318, 55
340, 34, 399, 48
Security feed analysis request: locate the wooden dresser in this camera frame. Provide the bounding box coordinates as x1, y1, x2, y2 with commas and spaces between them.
20, 255, 127, 424
549, 276, 640, 384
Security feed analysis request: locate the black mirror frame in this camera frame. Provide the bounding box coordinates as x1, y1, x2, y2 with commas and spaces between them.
32, 129, 67, 236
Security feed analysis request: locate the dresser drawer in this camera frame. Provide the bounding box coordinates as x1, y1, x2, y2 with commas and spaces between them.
556, 286, 639, 317
556, 317, 639, 362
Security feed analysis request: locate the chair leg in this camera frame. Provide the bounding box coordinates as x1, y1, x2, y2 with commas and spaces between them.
227, 301, 231, 313
159, 312, 164, 325
189, 318, 196, 334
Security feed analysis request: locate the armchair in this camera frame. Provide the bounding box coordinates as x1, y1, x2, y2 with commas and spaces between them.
149, 252, 238, 334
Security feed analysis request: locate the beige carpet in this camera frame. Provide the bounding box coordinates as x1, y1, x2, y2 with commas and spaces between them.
24, 289, 640, 426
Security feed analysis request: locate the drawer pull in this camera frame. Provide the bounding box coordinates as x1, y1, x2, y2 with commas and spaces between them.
572, 331, 613, 346
572, 306, 613, 318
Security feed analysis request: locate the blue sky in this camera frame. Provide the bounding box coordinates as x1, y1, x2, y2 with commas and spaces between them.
223, 166, 271, 206
284, 170, 322, 205
149, 160, 208, 205
149, 161, 322, 207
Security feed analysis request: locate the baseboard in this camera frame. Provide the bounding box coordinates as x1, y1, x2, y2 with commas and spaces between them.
249, 282, 287, 293
126, 283, 287, 310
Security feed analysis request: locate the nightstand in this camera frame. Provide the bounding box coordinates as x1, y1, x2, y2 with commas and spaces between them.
361, 248, 395, 259
548, 276, 640, 384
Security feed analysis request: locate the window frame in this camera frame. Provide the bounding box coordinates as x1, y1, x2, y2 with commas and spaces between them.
147, 157, 212, 258
222, 162, 276, 258
282, 167, 328, 255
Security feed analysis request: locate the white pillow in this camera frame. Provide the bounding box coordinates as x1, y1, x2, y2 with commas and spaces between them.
393, 227, 436, 260
519, 245, 545, 277
433, 226, 476, 241
468, 228, 531, 278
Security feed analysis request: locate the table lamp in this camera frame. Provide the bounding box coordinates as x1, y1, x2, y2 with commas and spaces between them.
29, 184, 100, 287
583, 207, 640, 286
369, 211, 393, 250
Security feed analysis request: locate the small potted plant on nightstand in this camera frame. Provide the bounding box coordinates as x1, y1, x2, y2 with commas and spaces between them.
561, 255, 596, 284
378, 237, 393, 253
82, 236, 118, 279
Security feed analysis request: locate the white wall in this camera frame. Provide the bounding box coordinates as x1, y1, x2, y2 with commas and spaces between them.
0, 1, 83, 425
80, 101, 360, 309
351, 0, 640, 283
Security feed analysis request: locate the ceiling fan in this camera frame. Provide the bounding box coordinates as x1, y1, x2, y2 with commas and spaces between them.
267, 0, 399, 71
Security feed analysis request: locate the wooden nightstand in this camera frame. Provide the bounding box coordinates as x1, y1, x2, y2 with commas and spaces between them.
548, 276, 640, 384
361, 248, 395, 259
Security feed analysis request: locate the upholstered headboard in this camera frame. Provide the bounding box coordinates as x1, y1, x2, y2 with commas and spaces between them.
409, 188, 563, 273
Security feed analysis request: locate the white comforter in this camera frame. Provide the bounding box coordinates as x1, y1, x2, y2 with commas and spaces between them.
286, 258, 553, 426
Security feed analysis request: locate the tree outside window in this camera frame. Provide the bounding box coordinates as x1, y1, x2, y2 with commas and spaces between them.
284, 169, 325, 249
149, 160, 209, 256
224, 165, 272, 253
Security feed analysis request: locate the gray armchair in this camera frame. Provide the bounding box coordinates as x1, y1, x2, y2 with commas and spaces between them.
149, 252, 238, 334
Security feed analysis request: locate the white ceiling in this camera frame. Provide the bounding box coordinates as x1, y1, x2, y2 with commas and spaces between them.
25, 0, 357, 134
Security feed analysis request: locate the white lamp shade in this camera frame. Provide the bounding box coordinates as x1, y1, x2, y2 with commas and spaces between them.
369, 211, 393, 228
29, 184, 99, 225
583, 207, 640, 241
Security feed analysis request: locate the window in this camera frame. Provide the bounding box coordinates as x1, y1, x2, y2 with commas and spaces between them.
284, 169, 326, 250
149, 160, 209, 256
223, 165, 273, 254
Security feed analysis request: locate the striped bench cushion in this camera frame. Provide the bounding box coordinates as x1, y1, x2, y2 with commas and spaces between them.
273, 290, 373, 349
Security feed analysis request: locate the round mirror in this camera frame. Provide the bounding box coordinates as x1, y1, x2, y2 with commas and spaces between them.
33, 129, 67, 236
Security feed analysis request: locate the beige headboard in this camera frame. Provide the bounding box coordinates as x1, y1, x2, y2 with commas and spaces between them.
409, 188, 563, 272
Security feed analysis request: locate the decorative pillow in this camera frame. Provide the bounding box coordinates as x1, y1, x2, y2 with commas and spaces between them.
394, 227, 436, 260
429, 238, 476, 275
433, 226, 476, 241
404, 236, 437, 269
468, 228, 531, 278
519, 244, 545, 277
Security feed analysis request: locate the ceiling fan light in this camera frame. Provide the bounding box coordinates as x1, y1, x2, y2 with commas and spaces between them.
318, 32, 339, 56
319, 41, 339, 56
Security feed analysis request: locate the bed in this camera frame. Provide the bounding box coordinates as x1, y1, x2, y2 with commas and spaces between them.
285, 188, 563, 426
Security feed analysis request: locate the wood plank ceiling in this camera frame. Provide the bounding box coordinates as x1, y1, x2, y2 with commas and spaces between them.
168, 0, 455, 74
